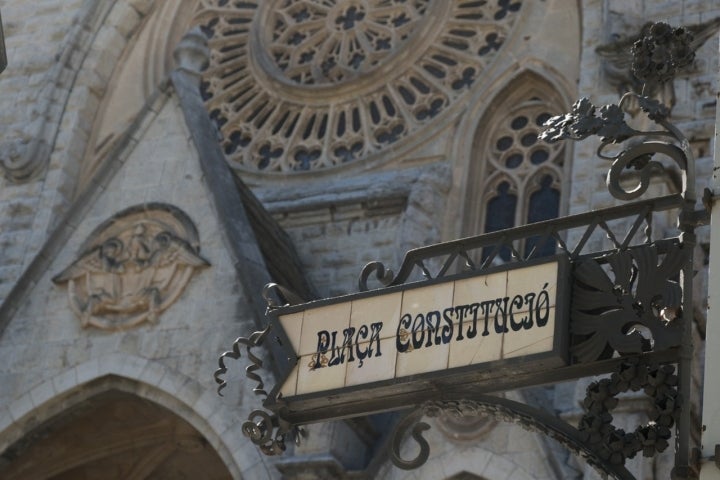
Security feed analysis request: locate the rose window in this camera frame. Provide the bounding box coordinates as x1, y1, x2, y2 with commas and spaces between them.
267, 0, 430, 85
193, 0, 523, 173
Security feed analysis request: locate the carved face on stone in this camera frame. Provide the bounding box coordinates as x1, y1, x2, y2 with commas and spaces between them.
53, 204, 210, 330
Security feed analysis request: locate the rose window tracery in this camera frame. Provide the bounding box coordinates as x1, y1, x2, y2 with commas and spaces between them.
267, 0, 430, 85
193, 0, 523, 173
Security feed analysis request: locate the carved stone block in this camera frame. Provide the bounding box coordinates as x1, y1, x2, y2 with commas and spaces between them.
53, 203, 210, 330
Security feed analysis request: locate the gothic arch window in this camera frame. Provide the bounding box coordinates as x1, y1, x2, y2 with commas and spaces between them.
465, 76, 569, 261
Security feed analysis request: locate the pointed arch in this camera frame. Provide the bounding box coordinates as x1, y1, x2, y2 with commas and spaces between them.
0, 390, 232, 479
461, 72, 572, 259
446, 473, 488, 480
0, 354, 243, 478
75, 1, 199, 193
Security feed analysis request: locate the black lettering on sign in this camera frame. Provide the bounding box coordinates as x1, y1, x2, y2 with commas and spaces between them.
312, 322, 385, 369
536, 283, 550, 327
310, 278, 554, 370
479, 300, 493, 337
355, 324, 370, 367
412, 313, 425, 350
494, 297, 510, 334
314, 330, 330, 370
441, 307, 454, 344
509, 295, 525, 332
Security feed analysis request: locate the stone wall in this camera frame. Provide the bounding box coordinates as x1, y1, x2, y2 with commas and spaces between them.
0, 0, 157, 303
0, 0, 717, 478
258, 164, 452, 298
0, 95, 275, 478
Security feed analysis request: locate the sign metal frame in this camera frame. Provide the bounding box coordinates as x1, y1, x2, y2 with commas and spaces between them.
213, 21, 709, 480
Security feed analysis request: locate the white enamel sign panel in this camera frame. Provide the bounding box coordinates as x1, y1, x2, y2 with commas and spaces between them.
272, 257, 567, 399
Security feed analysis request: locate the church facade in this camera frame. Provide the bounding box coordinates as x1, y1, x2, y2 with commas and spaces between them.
0, 1, 718, 478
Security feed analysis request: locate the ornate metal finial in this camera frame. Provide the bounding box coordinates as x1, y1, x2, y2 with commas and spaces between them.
630, 22, 695, 90
596, 17, 720, 107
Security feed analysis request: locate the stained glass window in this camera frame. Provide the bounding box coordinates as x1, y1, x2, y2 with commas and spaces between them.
469, 82, 568, 262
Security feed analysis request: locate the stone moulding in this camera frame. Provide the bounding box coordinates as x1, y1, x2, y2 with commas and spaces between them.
53, 203, 210, 330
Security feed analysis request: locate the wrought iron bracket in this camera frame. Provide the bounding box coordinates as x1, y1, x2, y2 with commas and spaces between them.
213, 322, 305, 456
387, 357, 679, 480
538, 20, 702, 479
214, 20, 704, 480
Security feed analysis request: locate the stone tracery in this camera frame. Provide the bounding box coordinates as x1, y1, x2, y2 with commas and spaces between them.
266, 0, 431, 85
458, 72, 569, 262
193, 0, 523, 173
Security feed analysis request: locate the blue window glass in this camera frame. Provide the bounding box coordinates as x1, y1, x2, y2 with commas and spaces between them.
525, 174, 560, 257
483, 181, 517, 261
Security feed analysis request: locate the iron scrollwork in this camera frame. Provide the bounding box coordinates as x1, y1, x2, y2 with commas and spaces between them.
358, 261, 396, 292
390, 360, 674, 480
389, 409, 432, 470
262, 282, 306, 308
389, 359, 679, 479
539, 92, 694, 205
540, 22, 697, 208
241, 409, 294, 456
214, 324, 298, 456
214, 325, 271, 398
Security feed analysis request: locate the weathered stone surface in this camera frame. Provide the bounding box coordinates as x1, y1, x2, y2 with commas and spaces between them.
0, 0, 716, 478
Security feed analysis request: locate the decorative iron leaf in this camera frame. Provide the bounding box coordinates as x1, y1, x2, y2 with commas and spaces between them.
574, 260, 615, 291
571, 244, 685, 362
607, 251, 634, 291
540, 97, 636, 144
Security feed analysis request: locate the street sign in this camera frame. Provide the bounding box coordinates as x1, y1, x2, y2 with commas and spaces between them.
213, 21, 704, 477
266, 256, 570, 416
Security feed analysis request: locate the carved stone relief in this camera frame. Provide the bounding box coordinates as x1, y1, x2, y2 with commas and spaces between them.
193, 0, 523, 173
53, 204, 210, 330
